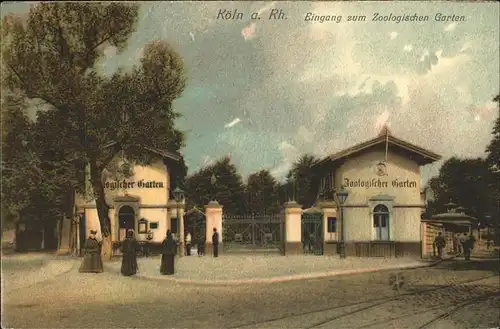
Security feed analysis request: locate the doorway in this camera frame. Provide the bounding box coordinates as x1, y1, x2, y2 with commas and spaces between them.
119, 206, 135, 241
373, 204, 389, 240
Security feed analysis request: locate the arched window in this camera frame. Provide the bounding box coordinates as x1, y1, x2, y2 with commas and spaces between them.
373, 204, 389, 240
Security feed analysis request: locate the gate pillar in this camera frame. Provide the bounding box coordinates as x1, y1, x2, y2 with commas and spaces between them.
205, 201, 223, 256
318, 201, 338, 256
283, 201, 303, 255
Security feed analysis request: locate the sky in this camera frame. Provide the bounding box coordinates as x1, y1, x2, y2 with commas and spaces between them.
2, 1, 499, 185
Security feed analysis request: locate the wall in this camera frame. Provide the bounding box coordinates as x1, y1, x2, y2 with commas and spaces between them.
391, 208, 421, 242
335, 149, 423, 242
78, 157, 172, 244
137, 208, 169, 243
84, 207, 169, 243
79, 157, 170, 207
422, 221, 443, 257
335, 149, 421, 206
343, 207, 371, 241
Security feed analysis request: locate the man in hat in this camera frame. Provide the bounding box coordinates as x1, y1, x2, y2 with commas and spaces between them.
212, 227, 219, 257
79, 230, 104, 273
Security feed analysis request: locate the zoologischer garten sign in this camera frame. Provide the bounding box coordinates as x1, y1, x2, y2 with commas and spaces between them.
343, 177, 417, 189
104, 180, 165, 190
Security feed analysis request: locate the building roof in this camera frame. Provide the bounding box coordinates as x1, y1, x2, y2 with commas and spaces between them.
313, 125, 441, 170
102, 141, 182, 161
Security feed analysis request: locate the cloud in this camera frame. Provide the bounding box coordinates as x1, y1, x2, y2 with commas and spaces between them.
201, 155, 215, 167
241, 23, 257, 41
270, 141, 300, 178
374, 110, 391, 132
444, 23, 457, 32
403, 44, 413, 52
389, 32, 398, 40
459, 42, 471, 53
225, 118, 241, 128
420, 49, 430, 62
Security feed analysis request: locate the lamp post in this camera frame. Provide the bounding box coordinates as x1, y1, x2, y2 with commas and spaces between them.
211, 173, 217, 201
336, 186, 349, 259
173, 186, 185, 257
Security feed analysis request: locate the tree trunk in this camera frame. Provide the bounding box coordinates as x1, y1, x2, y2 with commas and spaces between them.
89, 159, 113, 261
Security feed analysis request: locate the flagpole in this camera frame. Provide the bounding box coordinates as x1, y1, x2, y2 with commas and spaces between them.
384, 126, 389, 163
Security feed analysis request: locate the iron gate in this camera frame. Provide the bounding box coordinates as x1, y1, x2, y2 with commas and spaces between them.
184, 208, 206, 246
301, 209, 324, 255
222, 214, 283, 250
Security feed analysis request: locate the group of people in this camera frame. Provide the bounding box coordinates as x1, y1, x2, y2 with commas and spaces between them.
78, 227, 221, 276
433, 231, 476, 260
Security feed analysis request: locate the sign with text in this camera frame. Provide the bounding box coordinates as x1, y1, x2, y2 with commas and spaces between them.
104, 180, 165, 190
343, 178, 417, 189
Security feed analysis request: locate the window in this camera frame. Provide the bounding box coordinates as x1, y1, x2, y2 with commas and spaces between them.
138, 218, 148, 234
327, 217, 337, 233
149, 222, 159, 230
373, 204, 389, 240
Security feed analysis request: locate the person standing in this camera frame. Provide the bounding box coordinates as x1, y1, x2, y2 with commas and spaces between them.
121, 230, 138, 276
197, 237, 205, 256
160, 230, 175, 275
79, 230, 104, 273
456, 233, 463, 254
434, 232, 446, 259
212, 227, 219, 258
462, 233, 472, 260
459, 233, 467, 256
185, 231, 192, 256
452, 233, 458, 253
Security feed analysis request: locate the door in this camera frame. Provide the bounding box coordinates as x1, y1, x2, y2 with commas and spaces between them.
119, 206, 135, 241
373, 205, 390, 241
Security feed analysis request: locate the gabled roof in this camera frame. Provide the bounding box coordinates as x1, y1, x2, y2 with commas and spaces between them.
102, 141, 182, 161
313, 125, 441, 170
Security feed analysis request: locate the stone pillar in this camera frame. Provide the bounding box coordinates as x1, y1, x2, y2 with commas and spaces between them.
318, 201, 338, 256
56, 216, 72, 255
283, 201, 303, 255
205, 201, 223, 256
178, 200, 186, 257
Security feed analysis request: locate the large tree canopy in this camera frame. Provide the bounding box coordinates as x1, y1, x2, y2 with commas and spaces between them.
486, 94, 500, 175
184, 156, 245, 215
2, 3, 188, 258
245, 170, 280, 215
426, 157, 499, 227
286, 154, 321, 208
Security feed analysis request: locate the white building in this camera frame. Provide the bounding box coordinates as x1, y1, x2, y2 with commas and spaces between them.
75, 145, 185, 254
313, 127, 441, 257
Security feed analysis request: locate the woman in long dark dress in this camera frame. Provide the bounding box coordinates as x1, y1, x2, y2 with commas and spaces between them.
160, 230, 175, 275
121, 230, 138, 276
79, 230, 104, 273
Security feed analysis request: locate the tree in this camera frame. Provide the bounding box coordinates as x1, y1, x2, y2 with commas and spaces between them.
184, 157, 245, 215
486, 94, 500, 175
286, 154, 321, 208
245, 170, 280, 214
426, 157, 499, 227
1, 93, 38, 229
2, 3, 187, 259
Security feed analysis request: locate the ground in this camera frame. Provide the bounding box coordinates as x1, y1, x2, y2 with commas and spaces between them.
2, 255, 499, 329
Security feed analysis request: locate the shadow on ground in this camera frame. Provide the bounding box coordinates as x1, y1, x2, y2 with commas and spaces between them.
436, 259, 500, 275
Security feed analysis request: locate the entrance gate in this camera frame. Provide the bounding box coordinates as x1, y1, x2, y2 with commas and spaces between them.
184, 207, 206, 246
301, 209, 323, 255
222, 214, 283, 250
